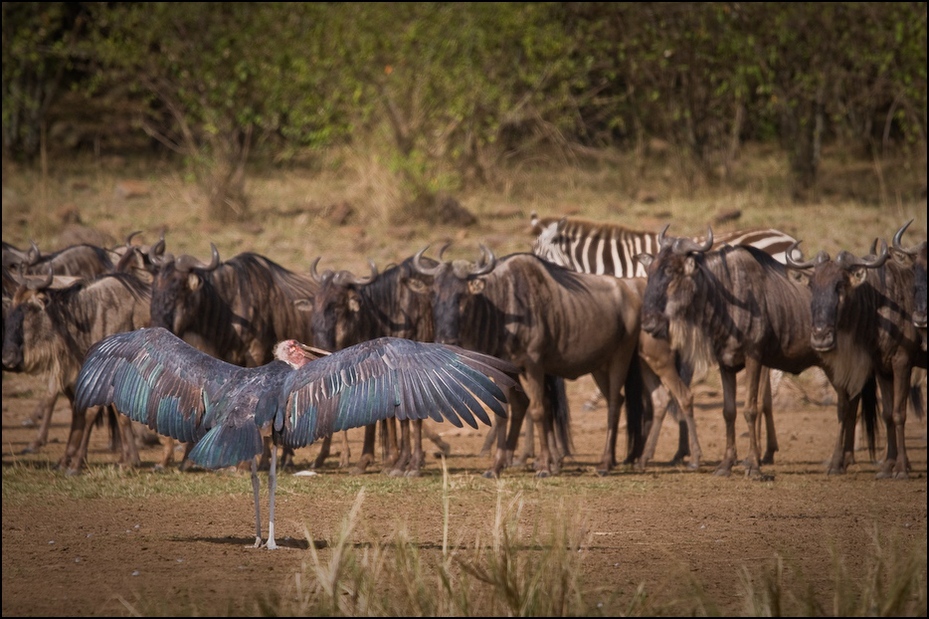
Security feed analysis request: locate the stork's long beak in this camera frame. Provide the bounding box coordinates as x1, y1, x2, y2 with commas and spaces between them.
298, 342, 331, 360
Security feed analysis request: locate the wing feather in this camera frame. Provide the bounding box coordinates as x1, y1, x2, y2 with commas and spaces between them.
74, 327, 277, 452
278, 337, 517, 448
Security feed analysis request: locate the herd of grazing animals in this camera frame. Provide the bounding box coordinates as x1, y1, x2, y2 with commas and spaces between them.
3, 215, 927, 492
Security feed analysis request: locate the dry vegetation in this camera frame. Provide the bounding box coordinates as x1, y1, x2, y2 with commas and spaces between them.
2, 144, 927, 616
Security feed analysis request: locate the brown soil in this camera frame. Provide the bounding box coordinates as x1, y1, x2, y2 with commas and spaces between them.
2, 369, 926, 617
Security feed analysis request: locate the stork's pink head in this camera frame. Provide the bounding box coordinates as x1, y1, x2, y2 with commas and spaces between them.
273, 339, 329, 368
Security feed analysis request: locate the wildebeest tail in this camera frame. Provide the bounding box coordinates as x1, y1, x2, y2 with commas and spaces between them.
623, 353, 652, 463
546, 375, 573, 457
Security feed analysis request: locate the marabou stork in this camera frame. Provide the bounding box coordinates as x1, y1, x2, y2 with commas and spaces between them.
74, 327, 518, 549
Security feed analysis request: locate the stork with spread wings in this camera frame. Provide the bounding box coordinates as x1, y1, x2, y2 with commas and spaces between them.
74, 326, 518, 549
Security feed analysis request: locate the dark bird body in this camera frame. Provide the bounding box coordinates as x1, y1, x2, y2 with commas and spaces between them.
74, 327, 518, 548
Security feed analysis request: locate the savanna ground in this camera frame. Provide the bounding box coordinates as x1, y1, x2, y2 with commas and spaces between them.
2, 145, 927, 616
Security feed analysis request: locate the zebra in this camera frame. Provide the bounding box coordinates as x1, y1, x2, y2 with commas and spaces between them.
528, 211, 827, 468
529, 211, 799, 278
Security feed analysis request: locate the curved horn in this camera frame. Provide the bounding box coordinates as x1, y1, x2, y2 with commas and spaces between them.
672, 227, 714, 255
148, 237, 170, 266
125, 230, 142, 247
175, 243, 221, 273
309, 256, 324, 283
837, 240, 889, 270
657, 224, 672, 249
892, 219, 917, 256
346, 259, 378, 285
471, 244, 497, 276
784, 241, 816, 269
27, 241, 41, 266
15, 264, 54, 290
412, 245, 442, 276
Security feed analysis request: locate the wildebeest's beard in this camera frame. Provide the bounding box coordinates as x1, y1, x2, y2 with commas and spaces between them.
641, 260, 673, 339
1, 303, 25, 371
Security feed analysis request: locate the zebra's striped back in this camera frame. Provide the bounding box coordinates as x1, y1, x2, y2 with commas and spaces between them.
530, 212, 798, 278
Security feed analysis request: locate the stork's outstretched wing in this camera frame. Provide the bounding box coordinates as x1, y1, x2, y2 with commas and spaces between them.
73, 327, 290, 449
276, 337, 517, 448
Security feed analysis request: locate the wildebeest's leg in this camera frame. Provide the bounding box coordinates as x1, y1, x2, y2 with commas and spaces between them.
740, 359, 766, 478
715, 368, 739, 477
339, 430, 352, 469
826, 386, 858, 474
479, 423, 499, 457
878, 368, 912, 479
156, 437, 177, 470
311, 434, 333, 469
350, 425, 378, 474
423, 420, 451, 458
638, 336, 700, 470
22, 389, 58, 453
524, 364, 555, 477
388, 420, 412, 476
405, 419, 426, 477
514, 417, 535, 466
488, 385, 528, 478
114, 407, 141, 469
592, 368, 624, 475
639, 366, 668, 468
759, 367, 779, 464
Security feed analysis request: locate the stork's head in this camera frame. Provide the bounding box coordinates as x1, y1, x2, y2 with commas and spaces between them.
273, 339, 328, 369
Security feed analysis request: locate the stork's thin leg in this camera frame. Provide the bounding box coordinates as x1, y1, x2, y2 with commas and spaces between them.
251, 457, 262, 548
266, 446, 278, 549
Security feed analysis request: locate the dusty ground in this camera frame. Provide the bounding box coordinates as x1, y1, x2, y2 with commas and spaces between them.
2, 369, 927, 616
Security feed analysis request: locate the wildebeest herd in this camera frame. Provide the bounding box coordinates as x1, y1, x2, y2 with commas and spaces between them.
2, 215, 926, 547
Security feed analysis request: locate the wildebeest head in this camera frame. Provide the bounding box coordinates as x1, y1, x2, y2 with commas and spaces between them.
305, 257, 377, 351
891, 220, 927, 333
1, 269, 72, 373
635, 225, 713, 340
786, 240, 889, 352
409, 243, 496, 346
148, 243, 221, 334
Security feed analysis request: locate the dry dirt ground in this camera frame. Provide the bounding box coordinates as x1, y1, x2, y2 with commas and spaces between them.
2, 370, 927, 616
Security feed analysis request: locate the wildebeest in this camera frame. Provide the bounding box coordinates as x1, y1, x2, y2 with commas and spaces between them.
637, 226, 878, 478
891, 220, 928, 341
2, 237, 131, 454
408, 245, 649, 477
786, 238, 923, 479
302, 255, 452, 476
148, 242, 320, 469
2, 269, 152, 473
530, 212, 794, 466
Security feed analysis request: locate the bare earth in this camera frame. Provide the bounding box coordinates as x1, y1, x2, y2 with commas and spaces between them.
2, 370, 927, 616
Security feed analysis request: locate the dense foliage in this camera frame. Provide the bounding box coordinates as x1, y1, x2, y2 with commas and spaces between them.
2, 2, 926, 219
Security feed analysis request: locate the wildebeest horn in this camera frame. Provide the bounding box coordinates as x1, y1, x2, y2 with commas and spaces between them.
672, 227, 713, 255
785, 241, 817, 269
412, 246, 442, 276
657, 224, 672, 249
175, 243, 221, 273
347, 259, 378, 285
14, 264, 54, 290
125, 230, 142, 246
836, 240, 889, 270
471, 244, 497, 275
309, 257, 324, 283
893, 219, 917, 256
27, 241, 41, 266
148, 237, 171, 266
